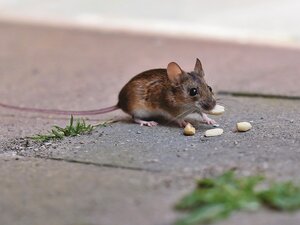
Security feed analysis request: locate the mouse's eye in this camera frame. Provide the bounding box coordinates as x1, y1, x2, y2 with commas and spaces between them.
189, 88, 198, 96
208, 86, 212, 92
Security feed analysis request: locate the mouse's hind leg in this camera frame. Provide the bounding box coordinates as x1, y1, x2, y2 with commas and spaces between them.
133, 118, 158, 127
131, 110, 159, 127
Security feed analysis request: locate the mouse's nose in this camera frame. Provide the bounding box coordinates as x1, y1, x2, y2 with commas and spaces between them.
201, 99, 216, 111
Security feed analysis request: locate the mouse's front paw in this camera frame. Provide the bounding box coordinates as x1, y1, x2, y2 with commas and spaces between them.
201, 113, 217, 125
176, 119, 188, 128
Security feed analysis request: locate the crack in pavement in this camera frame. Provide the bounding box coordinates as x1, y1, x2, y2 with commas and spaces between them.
1, 138, 162, 174
33, 155, 162, 173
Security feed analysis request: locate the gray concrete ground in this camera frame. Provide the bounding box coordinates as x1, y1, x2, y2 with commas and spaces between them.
0, 21, 300, 225
12, 97, 300, 177
0, 155, 186, 225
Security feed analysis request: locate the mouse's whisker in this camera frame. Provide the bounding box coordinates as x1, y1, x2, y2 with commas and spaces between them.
165, 107, 196, 126
216, 97, 239, 103
216, 97, 239, 108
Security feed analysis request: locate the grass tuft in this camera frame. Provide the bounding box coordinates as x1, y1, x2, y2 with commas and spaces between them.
30, 116, 112, 142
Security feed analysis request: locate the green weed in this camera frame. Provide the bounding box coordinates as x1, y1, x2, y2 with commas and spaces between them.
31, 116, 112, 142
175, 171, 300, 225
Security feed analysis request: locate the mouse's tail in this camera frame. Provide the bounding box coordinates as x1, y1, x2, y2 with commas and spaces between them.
0, 102, 119, 115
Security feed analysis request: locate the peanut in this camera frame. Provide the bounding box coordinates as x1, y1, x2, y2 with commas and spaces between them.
183, 123, 196, 136
204, 128, 224, 137
236, 122, 252, 132
207, 104, 225, 115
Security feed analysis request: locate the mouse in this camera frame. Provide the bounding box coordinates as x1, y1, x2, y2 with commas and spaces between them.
0, 58, 217, 127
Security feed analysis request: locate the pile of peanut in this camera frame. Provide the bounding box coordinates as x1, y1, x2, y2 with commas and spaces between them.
183, 104, 252, 137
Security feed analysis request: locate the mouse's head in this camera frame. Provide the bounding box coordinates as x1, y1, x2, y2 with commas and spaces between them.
167, 58, 216, 112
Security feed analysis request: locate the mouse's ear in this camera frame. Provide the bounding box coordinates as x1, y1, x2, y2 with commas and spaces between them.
194, 58, 204, 75
167, 62, 183, 83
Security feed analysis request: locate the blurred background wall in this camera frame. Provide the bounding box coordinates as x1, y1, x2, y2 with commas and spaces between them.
0, 0, 299, 46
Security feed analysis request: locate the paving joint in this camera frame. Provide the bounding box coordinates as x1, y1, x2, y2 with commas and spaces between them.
26, 155, 162, 173
218, 92, 300, 100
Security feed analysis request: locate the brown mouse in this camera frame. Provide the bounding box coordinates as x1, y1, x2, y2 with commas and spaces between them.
0, 58, 217, 127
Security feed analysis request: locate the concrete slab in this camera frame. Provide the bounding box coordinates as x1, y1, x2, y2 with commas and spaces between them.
2, 96, 300, 225
0, 155, 184, 225
1, 154, 300, 225
10, 96, 300, 179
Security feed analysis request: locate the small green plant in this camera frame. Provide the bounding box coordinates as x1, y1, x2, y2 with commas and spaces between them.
31, 116, 94, 142
175, 171, 300, 225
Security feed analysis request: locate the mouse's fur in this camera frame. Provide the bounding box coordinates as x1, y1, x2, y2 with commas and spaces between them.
118, 59, 216, 126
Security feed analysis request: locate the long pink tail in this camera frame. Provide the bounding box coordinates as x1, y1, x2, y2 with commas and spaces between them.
0, 102, 119, 115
